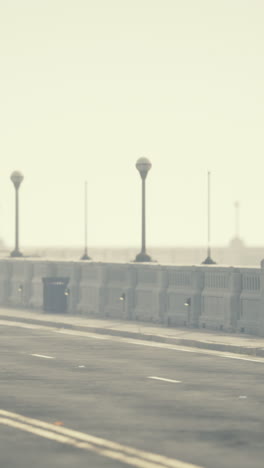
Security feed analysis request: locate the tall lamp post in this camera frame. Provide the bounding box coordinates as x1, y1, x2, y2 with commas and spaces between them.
10, 171, 24, 258
81, 180, 91, 260
134, 157, 152, 262
202, 171, 216, 265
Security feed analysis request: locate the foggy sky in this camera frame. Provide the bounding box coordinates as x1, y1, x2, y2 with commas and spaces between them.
0, 1, 264, 247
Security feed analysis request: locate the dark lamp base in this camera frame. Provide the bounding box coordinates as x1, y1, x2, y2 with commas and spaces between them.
134, 252, 153, 263
81, 253, 91, 260
202, 256, 216, 265
10, 250, 23, 258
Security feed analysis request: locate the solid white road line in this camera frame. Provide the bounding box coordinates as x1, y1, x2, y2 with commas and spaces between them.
0, 409, 204, 468
148, 376, 182, 384
31, 354, 54, 359
0, 319, 264, 364
56, 328, 264, 363
0, 320, 46, 330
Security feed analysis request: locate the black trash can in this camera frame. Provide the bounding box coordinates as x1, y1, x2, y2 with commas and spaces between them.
42, 277, 69, 313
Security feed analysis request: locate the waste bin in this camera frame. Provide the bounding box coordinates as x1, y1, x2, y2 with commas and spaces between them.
42, 277, 69, 313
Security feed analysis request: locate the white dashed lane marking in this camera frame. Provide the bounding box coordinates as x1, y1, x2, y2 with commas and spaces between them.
148, 376, 182, 384
31, 354, 54, 359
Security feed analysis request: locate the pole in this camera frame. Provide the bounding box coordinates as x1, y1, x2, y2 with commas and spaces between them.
202, 171, 216, 264
11, 186, 22, 257
81, 180, 91, 260
10, 171, 23, 258
84, 180, 87, 254
141, 177, 146, 255
134, 171, 152, 262
207, 171, 211, 259
15, 187, 19, 253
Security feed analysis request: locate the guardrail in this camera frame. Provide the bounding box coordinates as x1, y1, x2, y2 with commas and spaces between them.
0, 259, 264, 336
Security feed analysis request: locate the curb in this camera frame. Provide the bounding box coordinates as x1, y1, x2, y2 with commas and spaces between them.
1, 314, 264, 358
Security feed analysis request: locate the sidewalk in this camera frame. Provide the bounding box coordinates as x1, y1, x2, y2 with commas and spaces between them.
1, 307, 264, 357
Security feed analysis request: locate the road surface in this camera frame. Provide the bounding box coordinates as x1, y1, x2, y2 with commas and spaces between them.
0, 321, 264, 468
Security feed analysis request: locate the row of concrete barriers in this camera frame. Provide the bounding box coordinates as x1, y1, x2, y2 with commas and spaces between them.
0, 258, 263, 336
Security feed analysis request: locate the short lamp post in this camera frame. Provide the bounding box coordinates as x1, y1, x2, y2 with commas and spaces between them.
184, 298, 191, 326
10, 171, 24, 258
134, 157, 152, 262
119, 292, 126, 315
18, 284, 23, 304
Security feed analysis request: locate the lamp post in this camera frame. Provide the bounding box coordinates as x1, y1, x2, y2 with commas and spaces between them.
81, 180, 91, 260
184, 297, 191, 326
202, 171, 216, 265
134, 157, 152, 262
10, 171, 24, 258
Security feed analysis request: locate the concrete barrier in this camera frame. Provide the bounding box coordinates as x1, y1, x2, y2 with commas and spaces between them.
1, 258, 264, 336
54, 261, 80, 313
29, 261, 54, 309
166, 266, 203, 327
76, 263, 102, 316
104, 263, 129, 319
134, 265, 161, 322
0, 260, 11, 306
199, 267, 241, 332
8, 260, 33, 308
237, 269, 262, 335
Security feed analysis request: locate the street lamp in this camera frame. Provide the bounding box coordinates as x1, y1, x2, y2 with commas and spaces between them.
81, 180, 91, 260
134, 157, 153, 262
119, 292, 126, 315
184, 297, 191, 327
202, 171, 216, 265
10, 170, 24, 257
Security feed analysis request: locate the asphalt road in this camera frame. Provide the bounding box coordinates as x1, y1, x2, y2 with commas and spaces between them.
0, 322, 264, 468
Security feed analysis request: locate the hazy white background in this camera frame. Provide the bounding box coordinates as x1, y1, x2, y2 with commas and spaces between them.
0, 0, 263, 248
